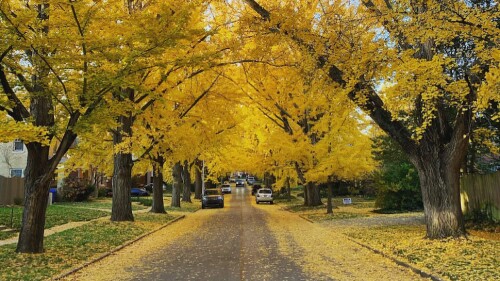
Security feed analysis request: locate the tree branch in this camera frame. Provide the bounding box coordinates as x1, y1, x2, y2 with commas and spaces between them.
179, 75, 220, 119
0, 66, 30, 121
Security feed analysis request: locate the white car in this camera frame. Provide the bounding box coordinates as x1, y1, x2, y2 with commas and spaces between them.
255, 188, 273, 204
221, 184, 232, 194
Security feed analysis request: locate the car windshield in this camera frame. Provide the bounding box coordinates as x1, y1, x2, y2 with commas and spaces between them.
222, 184, 230, 187
258, 189, 272, 194
205, 189, 220, 195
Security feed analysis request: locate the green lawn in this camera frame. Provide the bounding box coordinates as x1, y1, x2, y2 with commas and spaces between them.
0, 205, 109, 231
55, 198, 149, 211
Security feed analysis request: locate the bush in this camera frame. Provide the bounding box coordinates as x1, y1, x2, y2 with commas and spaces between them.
131, 197, 152, 206
373, 136, 423, 212
60, 178, 95, 202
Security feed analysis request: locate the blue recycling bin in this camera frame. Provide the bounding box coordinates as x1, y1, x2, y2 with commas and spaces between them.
49, 188, 57, 203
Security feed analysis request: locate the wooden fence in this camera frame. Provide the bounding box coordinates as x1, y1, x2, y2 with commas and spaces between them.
461, 171, 500, 222
0, 176, 24, 205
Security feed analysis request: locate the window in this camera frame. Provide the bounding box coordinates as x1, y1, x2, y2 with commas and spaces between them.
10, 169, 23, 178
13, 140, 24, 152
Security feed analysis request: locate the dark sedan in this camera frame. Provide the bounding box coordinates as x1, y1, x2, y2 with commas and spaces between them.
235, 179, 245, 187
202, 188, 224, 209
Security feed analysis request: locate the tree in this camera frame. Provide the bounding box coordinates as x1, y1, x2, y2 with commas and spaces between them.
0, 0, 136, 253
240, 0, 499, 238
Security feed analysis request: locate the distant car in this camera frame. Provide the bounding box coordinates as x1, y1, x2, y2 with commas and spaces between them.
229, 178, 236, 183
131, 188, 149, 196
255, 188, 273, 204
202, 188, 224, 208
221, 184, 232, 194
251, 184, 262, 195
247, 177, 255, 184
235, 179, 245, 187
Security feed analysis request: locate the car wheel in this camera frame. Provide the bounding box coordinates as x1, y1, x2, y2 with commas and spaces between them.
256, 201, 259, 204
270, 201, 274, 204
220, 203, 224, 208
202, 205, 205, 209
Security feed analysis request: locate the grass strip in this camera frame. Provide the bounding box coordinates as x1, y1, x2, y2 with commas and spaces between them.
0, 213, 177, 281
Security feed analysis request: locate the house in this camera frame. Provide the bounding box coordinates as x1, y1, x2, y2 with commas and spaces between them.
0, 140, 27, 178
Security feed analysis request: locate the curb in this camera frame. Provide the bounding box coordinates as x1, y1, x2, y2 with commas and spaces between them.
52, 215, 186, 280
290, 209, 444, 281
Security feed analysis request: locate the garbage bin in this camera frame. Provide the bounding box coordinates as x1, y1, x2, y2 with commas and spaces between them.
49, 188, 57, 203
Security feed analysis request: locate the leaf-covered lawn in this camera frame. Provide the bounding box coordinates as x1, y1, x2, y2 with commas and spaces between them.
345, 225, 499, 281
0, 213, 177, 281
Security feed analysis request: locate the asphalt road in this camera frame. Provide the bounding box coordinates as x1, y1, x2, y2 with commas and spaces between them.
130, 185, 310, 281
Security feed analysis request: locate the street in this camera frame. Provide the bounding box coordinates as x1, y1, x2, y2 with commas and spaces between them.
64, 186, 426, 281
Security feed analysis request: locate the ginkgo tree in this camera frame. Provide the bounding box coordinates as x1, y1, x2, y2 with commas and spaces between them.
0, 0, 150, 253
236, 0, 499, 238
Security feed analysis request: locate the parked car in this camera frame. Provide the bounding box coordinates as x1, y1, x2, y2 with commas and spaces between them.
251, 184, 262, 195
221, 183, 232, 194
202, 188, 224, 209
131, 187, 150, 196
235, 179, 245, 187
255, 188, 273, 204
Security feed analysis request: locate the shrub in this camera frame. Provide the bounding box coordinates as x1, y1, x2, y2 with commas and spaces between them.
131, 197, 152, 206
60, 178, 95, 202
373, 136, 423, 212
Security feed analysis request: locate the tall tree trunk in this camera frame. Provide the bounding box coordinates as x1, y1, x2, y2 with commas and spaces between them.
182, 160, 192, 203
150, 156, 166, 214
194, 159, 202, 199
111, 89, 135, 222
326, 180, 333, 214
16, 9, 55, 253
171, 162, 182, 207
304, 182, 322, 206
16, 144, 51, 253
410, 144, 467, 238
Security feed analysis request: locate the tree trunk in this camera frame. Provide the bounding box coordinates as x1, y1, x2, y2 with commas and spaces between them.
304, 182, 322, 206
410, 149, 466, 238
16, 18, 55, 253
150, 156, 166, 214
286, 177, 291, 202
111, 152, 134, 221
111, 95, 135, 221
326, 180, 333, 214
16, 143, 51, 253
182, 160, 192, 203
171, 162, 182, 207
194, 159, 202, 199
